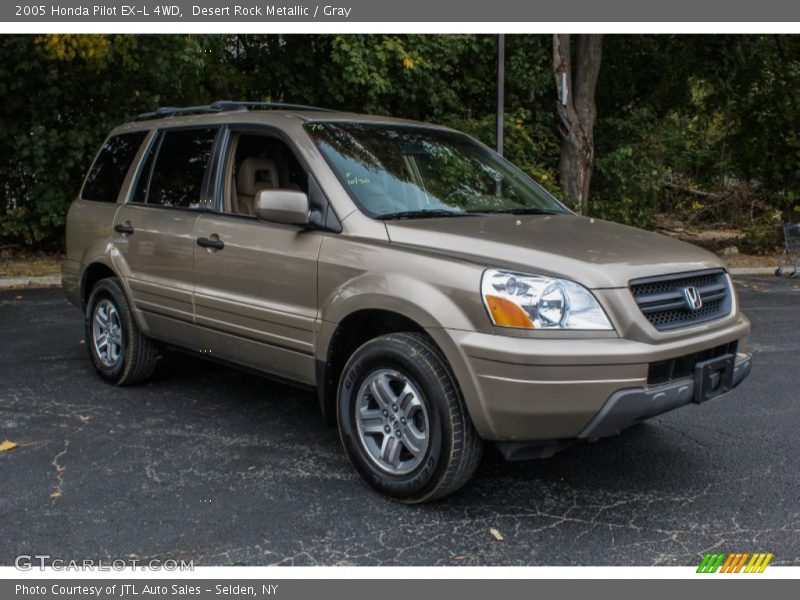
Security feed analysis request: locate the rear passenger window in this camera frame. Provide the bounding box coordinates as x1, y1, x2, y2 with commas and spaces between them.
135, 128, 217, 208
81, 131, 147, 202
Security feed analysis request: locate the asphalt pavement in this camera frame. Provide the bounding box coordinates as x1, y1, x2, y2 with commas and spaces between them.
0, 276, 798, 566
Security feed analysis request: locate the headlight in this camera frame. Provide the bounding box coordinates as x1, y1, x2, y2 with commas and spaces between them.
481, 269, 613, 330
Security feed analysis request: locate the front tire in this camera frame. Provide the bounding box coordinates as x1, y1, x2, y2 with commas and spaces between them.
337, 332, 483, 503
84, 277, 157, 385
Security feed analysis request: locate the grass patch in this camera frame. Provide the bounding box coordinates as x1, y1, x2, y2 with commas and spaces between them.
0, 248, 63, 277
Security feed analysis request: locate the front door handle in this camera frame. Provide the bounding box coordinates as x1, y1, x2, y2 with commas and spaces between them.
197, 236, 224, 250
114, 222, 134, 235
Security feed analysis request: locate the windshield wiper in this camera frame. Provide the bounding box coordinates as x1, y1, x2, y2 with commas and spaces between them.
467, 207, 562, 215
376, 209, 476, 220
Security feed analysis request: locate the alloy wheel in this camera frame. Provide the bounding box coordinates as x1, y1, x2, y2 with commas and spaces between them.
354, 368, 430, 475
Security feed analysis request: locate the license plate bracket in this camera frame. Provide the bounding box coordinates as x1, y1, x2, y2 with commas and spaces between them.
694, 354, 735, 403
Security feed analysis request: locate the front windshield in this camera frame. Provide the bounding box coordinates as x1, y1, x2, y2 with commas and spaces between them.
306, 122, 567, 219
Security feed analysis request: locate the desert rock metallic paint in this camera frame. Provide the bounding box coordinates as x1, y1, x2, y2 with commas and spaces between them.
64, 107, 751, 445
383, 214, 726, 289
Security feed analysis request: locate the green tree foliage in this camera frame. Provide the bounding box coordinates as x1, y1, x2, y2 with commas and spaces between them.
1, 34, 797, 247
594, 35, 800, 228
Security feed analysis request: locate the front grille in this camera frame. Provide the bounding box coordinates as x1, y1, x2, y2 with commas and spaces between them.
647, 341, 737, 385
630, 269, 732, 331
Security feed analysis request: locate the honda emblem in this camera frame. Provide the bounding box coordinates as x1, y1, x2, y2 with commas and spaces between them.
683, 286, 703, 311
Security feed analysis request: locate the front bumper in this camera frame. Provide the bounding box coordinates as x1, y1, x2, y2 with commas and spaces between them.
577, 352, 751, 440
432, 312, 751, 442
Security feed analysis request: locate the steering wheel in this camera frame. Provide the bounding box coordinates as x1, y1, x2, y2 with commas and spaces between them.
444, 188, 474, 204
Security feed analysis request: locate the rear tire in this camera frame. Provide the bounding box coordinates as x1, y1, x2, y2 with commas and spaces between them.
84, 277, 158, 385
337, 332, 483, 503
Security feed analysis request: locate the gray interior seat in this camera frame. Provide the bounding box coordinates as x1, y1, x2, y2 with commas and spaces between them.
235, 157, 280, 215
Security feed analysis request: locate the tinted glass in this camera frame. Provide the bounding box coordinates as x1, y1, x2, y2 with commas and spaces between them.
130, 137, 158, 205
306, 122, 565, 218
81, 131, 147, 202
226, 134, 309, 214
145, 128, 217, 208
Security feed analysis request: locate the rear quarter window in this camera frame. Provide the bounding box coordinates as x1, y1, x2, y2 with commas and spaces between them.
81, 131, 147, 202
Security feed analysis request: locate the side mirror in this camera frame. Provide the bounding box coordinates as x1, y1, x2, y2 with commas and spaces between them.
254, 190, 310, 226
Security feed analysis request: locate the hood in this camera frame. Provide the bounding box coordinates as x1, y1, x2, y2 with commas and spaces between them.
384, 214, 725, 289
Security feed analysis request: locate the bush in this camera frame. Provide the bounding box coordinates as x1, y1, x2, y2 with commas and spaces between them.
740, 216, 783, 255
590, 109, 665, 227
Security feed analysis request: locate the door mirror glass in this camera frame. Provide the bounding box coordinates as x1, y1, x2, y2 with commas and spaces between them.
254, 190, 310, 225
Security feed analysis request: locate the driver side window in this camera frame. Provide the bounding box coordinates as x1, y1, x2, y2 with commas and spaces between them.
224, 133, 308, 216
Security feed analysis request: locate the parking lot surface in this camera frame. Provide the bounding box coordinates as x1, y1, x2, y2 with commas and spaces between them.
1, 276, 798, 566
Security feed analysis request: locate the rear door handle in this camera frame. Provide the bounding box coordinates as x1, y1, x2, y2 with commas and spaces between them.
114, 223, 134, 235
196, 236, 224, 250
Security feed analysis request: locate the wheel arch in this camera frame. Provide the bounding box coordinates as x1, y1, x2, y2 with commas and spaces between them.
80, 261, 117, 309
315, 273, 485, 429
317, 308, 440, 426
80, 259, 149, 334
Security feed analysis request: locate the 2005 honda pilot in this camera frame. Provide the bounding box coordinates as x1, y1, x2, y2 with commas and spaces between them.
63, 101, 752, 502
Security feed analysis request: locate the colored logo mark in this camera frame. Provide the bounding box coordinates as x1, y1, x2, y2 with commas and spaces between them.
697, 552, 774, 573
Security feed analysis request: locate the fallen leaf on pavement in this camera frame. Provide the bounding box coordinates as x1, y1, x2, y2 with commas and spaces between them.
0, 440, 18, 452
489, 528, 504, 542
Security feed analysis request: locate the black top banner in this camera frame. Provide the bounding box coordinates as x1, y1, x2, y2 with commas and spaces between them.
4, 0, 800, 22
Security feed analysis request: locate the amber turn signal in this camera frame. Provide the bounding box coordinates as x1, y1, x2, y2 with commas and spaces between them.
485, 294, 534, 328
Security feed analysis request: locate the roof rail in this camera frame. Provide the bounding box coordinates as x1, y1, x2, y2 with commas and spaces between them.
209, 100, 335, 113
127, 100, 333, 122
126, 105, 223, 122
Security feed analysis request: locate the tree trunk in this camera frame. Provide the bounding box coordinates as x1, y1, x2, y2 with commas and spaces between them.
553, 34, 603, 215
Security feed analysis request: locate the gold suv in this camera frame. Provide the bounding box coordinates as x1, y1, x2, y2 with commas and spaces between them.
63, 101, 752, 502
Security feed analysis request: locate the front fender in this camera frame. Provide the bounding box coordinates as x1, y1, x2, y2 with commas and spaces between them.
318, 271, 483, 332
315, 271, 494, 437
